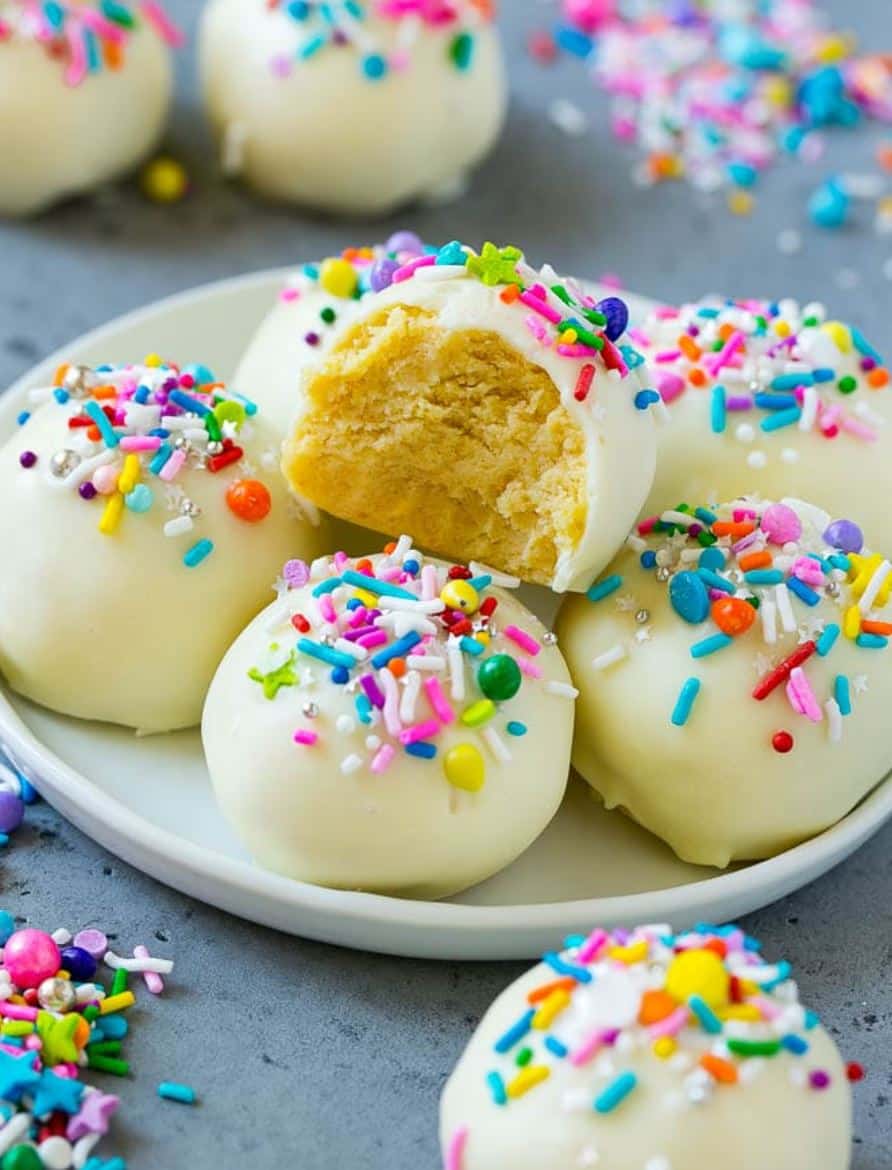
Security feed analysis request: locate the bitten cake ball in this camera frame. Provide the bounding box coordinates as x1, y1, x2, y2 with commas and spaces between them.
0, 358, 326, 733
0, 0, 178, 217
199, 0, 506, 214
556, 496, 892, 867
281, 241, 658, 592
441, 923, 855, 1170
634, 297, 892, 551
202, 541, 575, 898
234, 232, 435, 437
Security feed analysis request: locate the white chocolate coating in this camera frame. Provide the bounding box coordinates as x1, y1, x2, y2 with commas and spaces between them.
0, 367, 327, 732
202, 552, 574, 898
0, 16, 171, 217
441, 924, 852, 1170
556, 497, 892, 867
199, 0, 506, 214
636, 298, 892, 554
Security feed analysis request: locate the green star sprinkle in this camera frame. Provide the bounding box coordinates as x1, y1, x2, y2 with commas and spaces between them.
466, 242, 524, 288
248, 652, 299, 700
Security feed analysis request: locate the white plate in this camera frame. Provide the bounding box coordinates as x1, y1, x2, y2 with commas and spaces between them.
2, 269, 891, 961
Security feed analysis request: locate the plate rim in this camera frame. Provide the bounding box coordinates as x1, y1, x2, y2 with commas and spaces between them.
2, 268, 892, 957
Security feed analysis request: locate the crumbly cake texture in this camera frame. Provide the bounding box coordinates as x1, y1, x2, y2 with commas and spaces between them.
281, 239, 658, 592
0, 357, 326, 732
441, 922, 858, 1170
556, 495, 892, 867
202, 540, 575, 898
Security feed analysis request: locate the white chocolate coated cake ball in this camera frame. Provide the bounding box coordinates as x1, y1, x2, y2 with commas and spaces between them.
441, 922, 853, 1170
199, 0, 506, 213
203, 544, 575, 898
0, 358, 327, 732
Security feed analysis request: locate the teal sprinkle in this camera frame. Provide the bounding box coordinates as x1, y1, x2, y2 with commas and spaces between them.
506, 721, 527, 737
149, 443, 172, 475
828, 554, 851, 572
744, 569, 784, 585
851, 326, 883, 365
834, 675, 851, 716
459, 636, 484, 657
311, 576, 343, 597
671, 678, 701, 726
760, 406, 802, 431
856, 633, 888, 649
587, 574, 623, 603
695, 506, 717, 525
84, 400, 119, 448
688, 995, 723, 1034
786, 577, 820, 607
545, 1036, 568, 1058
710, 385, 726, 433
297, 33, 326, 59
467, 575, 492, 591
297, 638, 356, 669
486, 1071, 507, 1105
690, 633, 733, 659
817, 623, 840, 656
183, 539, 213, 568
340, 570, 415, 600
594, 1071, 638, 1114
494, 1009, 535, 1054
697, 568, 735, 594
355, 693, 373, 724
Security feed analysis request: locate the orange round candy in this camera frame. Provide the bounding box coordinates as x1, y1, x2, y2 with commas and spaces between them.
711, 596, 756, 636
226, 479, 271, 523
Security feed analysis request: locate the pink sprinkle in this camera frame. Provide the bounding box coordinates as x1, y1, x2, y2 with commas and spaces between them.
294, 729, 318, 746
503, 625, 541, 656
637, 515, 659, 535
627, 327, 651, 346
654, 306, 680, 320
139, 0, 185, 47
393, 255, 435, 283
358, 630, 389, 650
841, 415, 877, 442
656, 372, 686, 403
280, 287, 300, 303
78, 7, 126, 42
399, 719, 440, 746
158, 447, 186, 482
556, 343, 600, 359
333, 550, 351, 572
370, 744, 396, 774
445, 1127, 469, 1170
421, 564, 438, 601
520, 290, 562, 324
119, 435, 162, 452
654, 348, 682, 363
424, 677, 455, 724
517, 657, 543, 679
792, 557, 825, 587
731, 530, 761, 555
648, 1005, 690, 1039
134, 945, 164, 995
750, 994, 783, 1020
786, 666, 823, 723
0, 1002, 37, 1022
319, 594, 337, 625
525, 316, 549, 343
64, 26, 88, 87
569, 1028, 617, 1067
576, 928, 608, 964
705, 329, 744, 376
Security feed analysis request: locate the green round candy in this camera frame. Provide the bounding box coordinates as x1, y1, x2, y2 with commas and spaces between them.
2, 1146, 43, 1170
477, 654, 522, 702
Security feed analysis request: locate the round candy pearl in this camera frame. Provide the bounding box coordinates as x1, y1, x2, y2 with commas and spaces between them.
761, 503, 802, 545
18, 451, 37, 469
563, 0, 616, 32
92, 464, 120, 495
443, 744, 485, 792
665, 949, 729, 1008
386, 230, 425, 256
711, 596, 756, 637
0, 910, 16, 945
823, 518, 863, 553
2, 929, 60, 990
772, 730, 795, 754
440, 580, 480, 614
140, 156, 189, 204
477, 654, 522, 702
72, 928, 107, 961
226, 479, 272, 523
668, 570, 710, 624
37, 976, 76, 1013
319, 257, 359, 299
0, 791, 24, 833
59, 945, 97, 982
37, 1138, 73, 1170
369, 258, 399, 293
1, 1145, 43, 1170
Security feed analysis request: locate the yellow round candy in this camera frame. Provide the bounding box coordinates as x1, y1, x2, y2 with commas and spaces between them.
822, 320, 853, 354
440, 580, 480, 614
140, 157, 188, 204
665, 949, 730, 1009
653, 1037, 676, 1060
319, 257, 359, 299
443, 743, 485, 792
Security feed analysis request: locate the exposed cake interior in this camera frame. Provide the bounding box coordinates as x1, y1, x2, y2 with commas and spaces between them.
282, 305, 588, 586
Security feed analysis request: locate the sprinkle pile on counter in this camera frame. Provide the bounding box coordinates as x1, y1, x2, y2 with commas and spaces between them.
270, 0, 493, 80
16, 357, 277, 569
632, 297, 888, 463
249, 539, 574, 791
588, 498, 889, 744
0, 0, 182, 85
0, 907, 181, 1169
451, 923, 864, 1168
283, 232, 651, 406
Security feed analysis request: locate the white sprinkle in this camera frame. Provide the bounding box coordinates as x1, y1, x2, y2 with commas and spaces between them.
645, 1159, 672, 1170
854, 399, 886, 428
660, 510, 696, 527
104, 950, 174, 975
340, 754, 363, 775
51, 928, 72, 946
365, 735, 381, 751
385, 534, 413, 564
760, 598, 778, 645
448, 638, 465, 702
775, 582, 797, 633
405, 655, 446, 672
377, 612, 438, 638
592, 644, 627, 671
0, 1114, 33, 1155
549, 98, 589, 137
468, 561, 521, 589
335, 714, 355, 735
74, 983, 105, 1005
333, 638, 368, 662
780, 447, 800, 464
163, 515, 194, 538
221, 120, 248, 175
45, 448, 115, 491
735, 423, 756, 443
858, 559, 891, 614
626, 534, 647, 553
545, 681, 579, 699
309, 555, 330, 581
400, 670, 421, 724
482, 726, 512, 764
72, 1132, 101, 1169
378, 596, 445, 614
825, 698, 843, 743
798, 386, 818, 431
747, 450, 768, 470
381, 669, 403, 738
413, 264, 468, 281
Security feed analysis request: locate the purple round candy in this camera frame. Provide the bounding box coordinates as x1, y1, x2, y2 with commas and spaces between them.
59, 945, 97, 982
385, 231, 424, 256
0, 791, 24, 833
369, 258, 399, 293
809, 1069, 831, 1090
823, 518, 863, 553
79, 482, 97, 501
18, 451, 37, 469
73, 928, 108, 960
596, 296, 630, 342
761, 503, 801, 546
304, 331, 320, 347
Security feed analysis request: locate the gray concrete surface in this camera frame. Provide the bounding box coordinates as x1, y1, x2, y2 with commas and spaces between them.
1, 0, 890, 1165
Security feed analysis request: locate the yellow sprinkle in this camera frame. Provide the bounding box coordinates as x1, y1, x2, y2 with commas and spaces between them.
352, 588, 378, 609
98, 493, 124, 535
719, 1004, 762, 1022
608, 941, 649, 965
848, 554, 892, 606
821, 321, 853, 353
99, 991, 136, 1015
762, 76, 792, 107
843, 605, 862, 639
117, 453, 140, 495
773, 320, 791, 338
815, 34, 851, 63
461, 699, 496, 728
57, 971, 71, 981
560, 328, 579, 345
475, 631, 490, 647
532, 989, 571, 1030
506, 1066, 550, 1099
728, 190, 754, 216
1, 1020, 34, 1037
653, 1037, 676, 1060
144, 353, 163, 368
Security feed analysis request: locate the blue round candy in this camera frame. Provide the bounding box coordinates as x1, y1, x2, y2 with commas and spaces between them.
597, 297, 630, 342
330, 666, 350, 685
0, 910, 15, 946
669, 570, 710, 624
60, 945, 97, 982
808, 179, 849, 229
823, 519, 863, 554
699, 547, 726, 571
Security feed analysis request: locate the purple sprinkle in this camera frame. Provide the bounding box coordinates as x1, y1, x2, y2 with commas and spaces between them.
18, 451, 37, 469
385, 231, 425, 256
0, 791, 24, 833
270, 53, 292, 77
304, 332, 320, 347
343, 626, 378, 642
79, 482, 98, 501
823, 519, 863, 554
360, 673, 386, 709
809, 1069, 831, 1090
727, 395, 754, 411
370, 258, 399, 293
283, 558, 310, 588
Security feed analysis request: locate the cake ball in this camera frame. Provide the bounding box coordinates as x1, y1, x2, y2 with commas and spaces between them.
233, 232, 436, 437
280, 241, 658, 592
556, 496, 892, 867
0, 0, 178, 217
0, 358, 327, 732
441, 922, 855, 1170
199, 0, 506, 214
634, 297, 892, 552
202, 541, 576, 898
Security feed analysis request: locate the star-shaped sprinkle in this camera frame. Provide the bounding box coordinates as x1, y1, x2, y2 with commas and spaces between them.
436, 240, 467, 267
852, 674, 869, 695
634, 626, 653, 644
465, 242, 523, 287
798, 617, 825, 643
67, 1088, 120, 1140
37, 1010, 82, 1066
283, 558, 310, 589
248, 653, 299, 700
614, 593, 639, 613
0, 1048, 40, 1101
30, 1069, 85, 1118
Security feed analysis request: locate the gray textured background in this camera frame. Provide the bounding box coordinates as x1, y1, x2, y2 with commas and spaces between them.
1, 1, 891, 1166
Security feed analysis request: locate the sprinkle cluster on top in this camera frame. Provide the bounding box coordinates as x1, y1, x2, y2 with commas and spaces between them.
248, 538, 577, 791
632, 298, 888, 467
0, 906, 179, 1169
548, 0, 892, 207
270, 0, 493, 80
283, 231, 652, 408
446, 922, 865, 1170
16, 357, 277, 570
586, 497, 890, 747
0, 0, 181, 85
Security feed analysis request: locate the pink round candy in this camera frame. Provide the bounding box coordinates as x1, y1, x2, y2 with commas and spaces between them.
761, 503, 802, 546
3, 928, 61, 989
92, 465, 120, 495
563, 0, 615, 32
